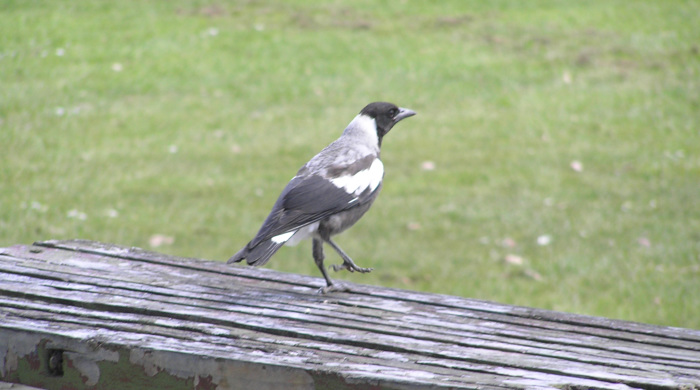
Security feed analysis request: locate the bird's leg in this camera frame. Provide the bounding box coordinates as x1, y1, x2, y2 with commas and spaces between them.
326, 238, 373, 274
313, 238, 348, 293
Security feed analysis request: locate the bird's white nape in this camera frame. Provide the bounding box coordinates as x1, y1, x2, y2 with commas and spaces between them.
344, 114, 379, 148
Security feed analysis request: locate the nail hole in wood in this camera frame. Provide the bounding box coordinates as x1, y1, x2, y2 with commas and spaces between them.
47, 349, 63, 377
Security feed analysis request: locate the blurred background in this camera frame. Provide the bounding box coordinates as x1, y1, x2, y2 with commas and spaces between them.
2, 1, 698, 328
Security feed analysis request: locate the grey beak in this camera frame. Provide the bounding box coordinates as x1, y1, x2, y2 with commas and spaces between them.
394, 107, 416, 123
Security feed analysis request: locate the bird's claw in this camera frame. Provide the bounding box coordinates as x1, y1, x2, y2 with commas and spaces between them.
318, 283, 350, 294
331, 262, 373, 273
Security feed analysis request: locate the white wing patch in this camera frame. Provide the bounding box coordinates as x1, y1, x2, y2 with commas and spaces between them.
367, 158, 384, 192
285, 221, 319, 246
330, 158, 384, 197
271, 230, 295, 244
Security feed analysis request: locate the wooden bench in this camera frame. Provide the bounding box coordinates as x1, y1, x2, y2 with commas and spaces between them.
1, 239, 699, 389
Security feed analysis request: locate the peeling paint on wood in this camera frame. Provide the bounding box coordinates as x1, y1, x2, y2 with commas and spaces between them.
1, 239, 699, 389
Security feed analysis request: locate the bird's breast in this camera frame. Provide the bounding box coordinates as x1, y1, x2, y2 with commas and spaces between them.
319, 192, 380, 237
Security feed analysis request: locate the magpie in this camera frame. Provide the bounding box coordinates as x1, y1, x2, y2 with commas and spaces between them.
228, 102, 416, 293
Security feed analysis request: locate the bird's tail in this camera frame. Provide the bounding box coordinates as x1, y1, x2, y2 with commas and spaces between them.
227, 239, 285, 267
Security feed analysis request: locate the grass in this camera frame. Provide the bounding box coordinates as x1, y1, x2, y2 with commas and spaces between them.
2, 0, 699, 328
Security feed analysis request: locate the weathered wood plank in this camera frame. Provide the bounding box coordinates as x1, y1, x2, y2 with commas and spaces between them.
1, 267, 697, 376
3, 248, 698, 371
10, 304, 627, 390
0, 304, 641, 390
7, 242, 700, 362
1, 240, 699, 390
0, 382, 44, 390
36, 239, 700, 344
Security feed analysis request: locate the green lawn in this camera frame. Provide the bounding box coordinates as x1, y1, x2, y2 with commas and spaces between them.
2, 0, 699, 328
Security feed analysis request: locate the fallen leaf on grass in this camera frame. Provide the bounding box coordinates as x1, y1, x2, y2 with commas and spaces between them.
67, 209, 87, 221
637, 237, 651, 248
25, 201, 49, 213
421, 161, 436, 171
562, 71, 572, 84
537, 235, 552, 246
501, 237, 516, 248
570, 160, 583, 172
523, 269, 544, 282
407, 222, 421, 231
149, 234, 174, 248
504, 254, 523, 266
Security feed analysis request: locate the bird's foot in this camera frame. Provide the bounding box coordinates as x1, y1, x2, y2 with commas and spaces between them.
318, 283, 351, 294
331, 260, 373, 273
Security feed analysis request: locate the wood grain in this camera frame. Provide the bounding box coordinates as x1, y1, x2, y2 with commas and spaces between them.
1, 240, 698, 389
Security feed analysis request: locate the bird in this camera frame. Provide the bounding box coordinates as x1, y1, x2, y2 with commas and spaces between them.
228, 102, 416, 293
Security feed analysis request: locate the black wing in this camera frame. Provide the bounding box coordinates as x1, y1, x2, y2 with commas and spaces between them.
230, 155, 383, 266
249, 174, 366, 247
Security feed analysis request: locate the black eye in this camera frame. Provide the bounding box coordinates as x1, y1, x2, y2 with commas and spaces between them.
389, 108, 398, 117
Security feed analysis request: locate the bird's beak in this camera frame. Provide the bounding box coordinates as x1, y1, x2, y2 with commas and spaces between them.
394, 107, 416, 123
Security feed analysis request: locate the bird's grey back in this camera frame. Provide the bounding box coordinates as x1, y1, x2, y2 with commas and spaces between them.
298, 114, 380, 177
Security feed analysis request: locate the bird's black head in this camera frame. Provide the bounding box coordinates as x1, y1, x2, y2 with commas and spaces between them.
359, 102, 416, 145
